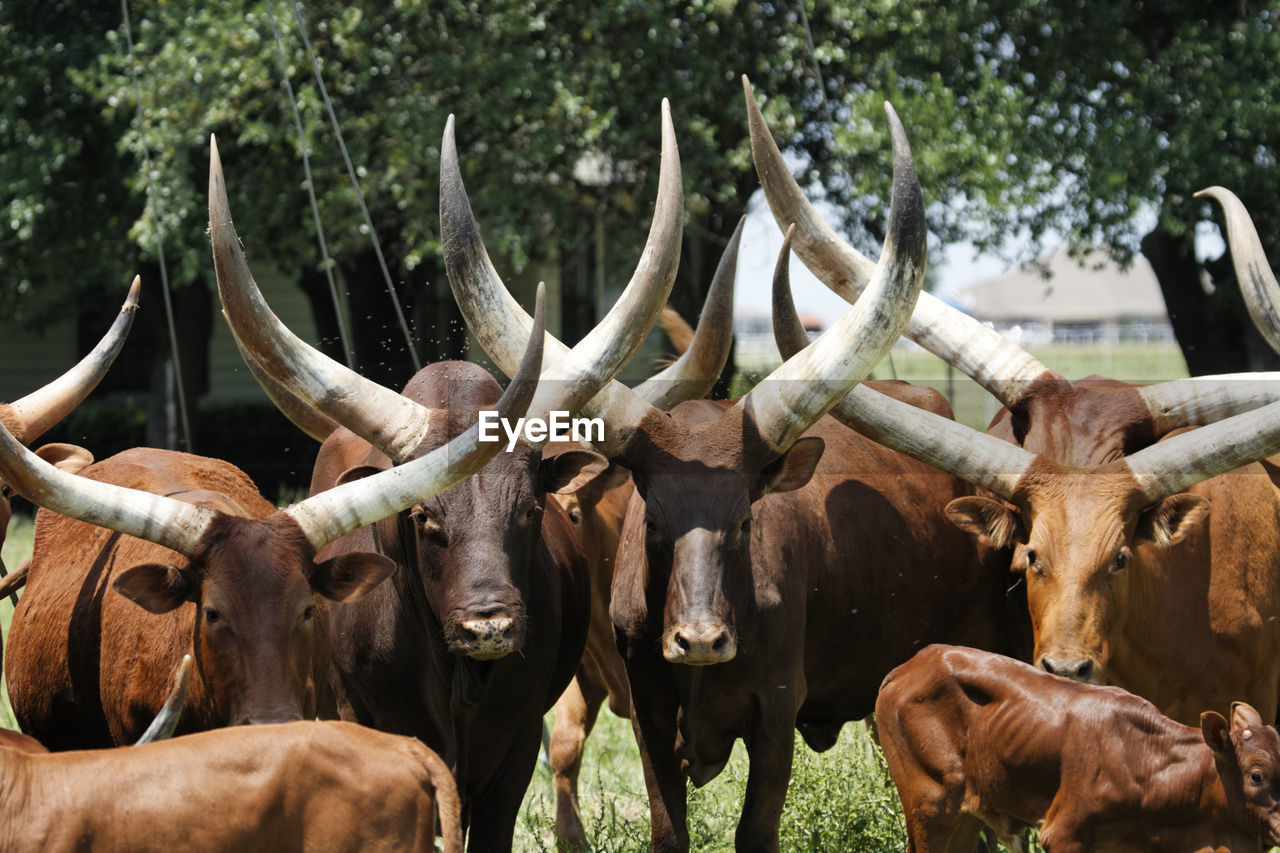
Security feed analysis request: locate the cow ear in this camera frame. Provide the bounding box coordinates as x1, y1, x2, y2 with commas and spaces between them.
946, 497, 1023, 549
1231, 702, 1266, 734
1136, 493, 1208, 547
34, 442, 94, 474
113, 564, 195, 614
1202, 710, 1235, 760
309, 552, 397, 602
336, 465, 385, 486
542, 450, 610, 495
756, 437, 824, 498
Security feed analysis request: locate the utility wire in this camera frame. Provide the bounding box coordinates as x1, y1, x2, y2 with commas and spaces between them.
121, 0, 195, 450
287, 0, 421, 370
264, 0, 355, 367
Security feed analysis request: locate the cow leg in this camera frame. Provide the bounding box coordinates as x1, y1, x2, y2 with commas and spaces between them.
550, 670, 607, 849
734, 716, 794, 853
463, 716, 543, 853
628, 696, 690, 853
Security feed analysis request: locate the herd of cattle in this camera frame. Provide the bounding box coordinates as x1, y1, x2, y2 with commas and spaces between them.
3, 77, 1280, 851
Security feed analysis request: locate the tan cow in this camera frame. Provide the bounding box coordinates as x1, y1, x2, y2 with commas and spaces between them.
877, 645, 1280, 852
0, 720, 464, 853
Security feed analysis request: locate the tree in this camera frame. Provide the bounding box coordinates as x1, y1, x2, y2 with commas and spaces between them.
6, 0, 1278, 412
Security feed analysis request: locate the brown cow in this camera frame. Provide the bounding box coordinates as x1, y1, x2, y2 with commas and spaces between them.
449, 103, 1019, 853
211, 108, 682, 850
0, 720, 464, 853
751, 79, 1280, 726
0, 239, 545, 747
876, 645, 1280, 852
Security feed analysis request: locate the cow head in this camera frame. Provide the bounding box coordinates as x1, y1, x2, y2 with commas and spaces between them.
114, 511, 393, 724
339, 366, 607, 662
617, 404, 825, 665
946, 461, 1208, 684
1204, 702, 1280, 845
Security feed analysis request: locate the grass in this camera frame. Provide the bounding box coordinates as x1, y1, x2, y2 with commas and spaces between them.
514, 713, 909, 852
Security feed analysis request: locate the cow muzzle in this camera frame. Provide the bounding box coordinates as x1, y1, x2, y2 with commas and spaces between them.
663, 621, 737, 665
1038, 653, 1100, 684
454, 616, 522, 660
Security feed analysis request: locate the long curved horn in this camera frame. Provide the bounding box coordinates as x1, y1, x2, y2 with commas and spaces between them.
632, 215, 742, 408
772, 226, 1033, 496
285, 285, 545, 549
0, 423, 218, 556
737, 102, 926, 456
1198, 185, 1280, 354
225, 315, 340, 443
744, 76, 1054, 408
1137, 373, 1280, 434
1126, 395, 1280, 501
7, 275, 141, 443
441, 104, 681, 455
135, 654, 193, 744
209, 136, 437, 464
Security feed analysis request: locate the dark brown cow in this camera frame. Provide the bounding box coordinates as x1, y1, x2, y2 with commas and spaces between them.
211, 108, 683, 850
0, 720, 464, 853
544, 218, 741, 846
877, 645, 1280, 852
449, 103, 1019, 852
0, 208, 545, 747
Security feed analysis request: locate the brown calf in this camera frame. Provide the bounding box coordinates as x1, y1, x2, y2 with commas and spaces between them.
876, 645, 1280, 852
0, 720, 463, 853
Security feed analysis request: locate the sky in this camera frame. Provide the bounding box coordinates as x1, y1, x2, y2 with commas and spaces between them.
731, 195, 1012, 328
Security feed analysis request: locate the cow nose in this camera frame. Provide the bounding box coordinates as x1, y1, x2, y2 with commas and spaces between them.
665, 622, 736, 665
459, 617, 518, 660
1040, 655, 1094, 683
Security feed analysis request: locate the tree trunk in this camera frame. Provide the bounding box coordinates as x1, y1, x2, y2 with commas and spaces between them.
1142, 223, 1280, 375
144, 274, 212, 451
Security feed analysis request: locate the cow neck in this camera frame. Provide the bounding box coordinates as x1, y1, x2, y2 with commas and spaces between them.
383, 506, 493, 776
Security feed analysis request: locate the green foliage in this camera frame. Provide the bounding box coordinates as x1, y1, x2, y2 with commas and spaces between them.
6, 1, 1280, 356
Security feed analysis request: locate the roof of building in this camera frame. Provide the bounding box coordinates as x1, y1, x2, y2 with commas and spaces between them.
957, 246, 1169, 323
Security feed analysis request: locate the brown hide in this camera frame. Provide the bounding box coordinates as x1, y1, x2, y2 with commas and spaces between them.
0, 720, 463, 853
5, 448, 391, 749
876, 645, 1280, 852
950, 418, 1280, 724
546, 444, 635, 845
609, 386, 1016, 852
320, 362, 589, 849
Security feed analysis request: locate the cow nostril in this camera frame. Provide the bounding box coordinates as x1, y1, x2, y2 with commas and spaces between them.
1074, 659, 1094, 681
674, 633, 691, 653
711, 633, 729, 653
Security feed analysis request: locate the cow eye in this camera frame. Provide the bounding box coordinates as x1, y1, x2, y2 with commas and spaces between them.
1251, 769, 1265, 786
0, 484, 10, 499
645, 518, 658, 536
740, 516, 751, 534
203, 607, 221, 625
567, 507, 582, 525
302, 604, 317, 622
1112, 547, 1131, 573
